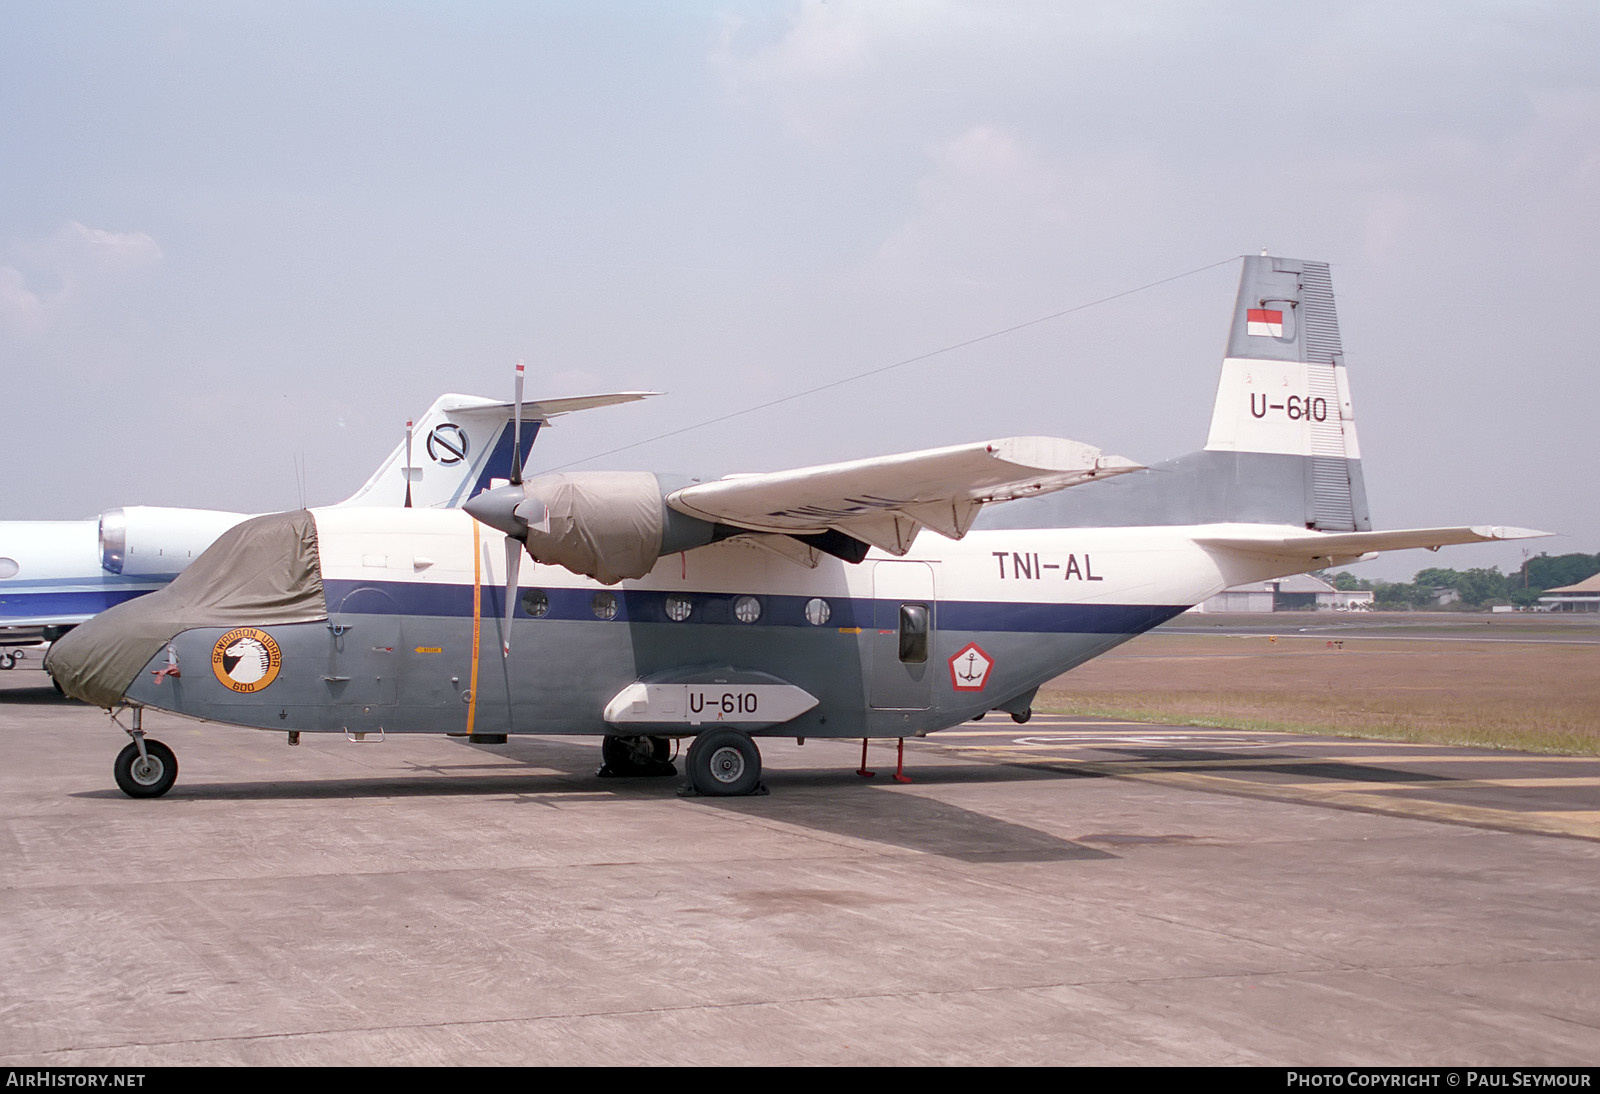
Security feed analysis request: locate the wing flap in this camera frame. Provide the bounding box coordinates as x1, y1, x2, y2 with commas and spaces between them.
667, 436, 1139, 555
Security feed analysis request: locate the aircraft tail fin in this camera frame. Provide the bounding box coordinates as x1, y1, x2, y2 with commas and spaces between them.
1200, 255, 1369, 531
336, 391, 656, 510
983, 254, 1371, 531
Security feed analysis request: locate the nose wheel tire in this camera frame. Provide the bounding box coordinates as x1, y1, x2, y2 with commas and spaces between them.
685, 729, 762, 796
114, 739, 178, 799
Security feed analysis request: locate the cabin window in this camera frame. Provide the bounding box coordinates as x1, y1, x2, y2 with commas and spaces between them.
733, 595, 761, 623
898, 603, 929, 663
804, 597, 830, 626
521, 589, 549, 618
665, 595, 693, 622
591, 592, 619, 621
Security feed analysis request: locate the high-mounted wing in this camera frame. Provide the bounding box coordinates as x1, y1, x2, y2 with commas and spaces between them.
667, 437, 1141, 556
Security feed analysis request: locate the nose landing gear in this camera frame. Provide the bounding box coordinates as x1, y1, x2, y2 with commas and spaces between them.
114, 739, 177, 798
112, 707, 178, 799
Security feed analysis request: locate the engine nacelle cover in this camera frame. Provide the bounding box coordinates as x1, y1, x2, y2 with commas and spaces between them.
517, 471, 666, 585
100, 506, 252, 576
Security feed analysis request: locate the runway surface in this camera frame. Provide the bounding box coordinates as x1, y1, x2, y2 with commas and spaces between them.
1, 662, 1596, 1066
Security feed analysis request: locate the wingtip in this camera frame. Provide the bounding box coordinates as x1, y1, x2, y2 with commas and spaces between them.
1469, 526, 1555, 541
1094, 454, 1145, 475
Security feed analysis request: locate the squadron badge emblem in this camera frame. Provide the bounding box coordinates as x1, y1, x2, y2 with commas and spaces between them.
211, 628, 283, 693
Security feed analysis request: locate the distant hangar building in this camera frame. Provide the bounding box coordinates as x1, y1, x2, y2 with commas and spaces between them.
1538, 573, 1600, 612
1190, 573, 1374, 613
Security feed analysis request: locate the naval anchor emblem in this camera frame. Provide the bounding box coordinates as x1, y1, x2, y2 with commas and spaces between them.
948, 642, 994, 692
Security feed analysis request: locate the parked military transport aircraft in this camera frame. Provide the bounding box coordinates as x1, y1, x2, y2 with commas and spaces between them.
0, 389, 649, 667
46, 255, 1545, 798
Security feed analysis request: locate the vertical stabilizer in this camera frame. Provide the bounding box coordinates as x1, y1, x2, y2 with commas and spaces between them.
335, 390, 658, 510
1203, 256, 1368, 531
335, 394, 541, 510
978, 254, 1371, 532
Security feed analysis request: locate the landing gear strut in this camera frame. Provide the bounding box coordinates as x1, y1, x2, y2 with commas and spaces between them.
598, 734, 675, 778
113, 708, 177, 798
683, 729, 763, 796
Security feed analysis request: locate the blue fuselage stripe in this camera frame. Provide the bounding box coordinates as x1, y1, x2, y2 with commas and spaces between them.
320, 578, 1188, 635
0, 587, 161, 620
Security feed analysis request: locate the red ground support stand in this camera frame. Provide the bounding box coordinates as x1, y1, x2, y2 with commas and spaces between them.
893, 737, 912, 784
857, 738, 913, 783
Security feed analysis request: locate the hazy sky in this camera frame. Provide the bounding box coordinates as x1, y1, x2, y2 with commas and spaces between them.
3, 2, 1595, 580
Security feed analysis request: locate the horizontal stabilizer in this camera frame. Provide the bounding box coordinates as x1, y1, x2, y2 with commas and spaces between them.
1195, 525, 1552, 566
667, 437, 1141, 556
452, 391, 659, 423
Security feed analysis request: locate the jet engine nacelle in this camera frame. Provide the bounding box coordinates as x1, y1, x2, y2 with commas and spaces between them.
99, 506, 252, 576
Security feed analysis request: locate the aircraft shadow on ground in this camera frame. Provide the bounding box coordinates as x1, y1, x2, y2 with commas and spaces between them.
0, 684, 74, 706
68, 735, 1116, 863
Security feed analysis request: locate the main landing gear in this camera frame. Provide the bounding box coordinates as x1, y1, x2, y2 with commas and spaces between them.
600, 732, 766, 795
112, 708, 177, 799
597, 734, 677, 779
683, 728, 764, 797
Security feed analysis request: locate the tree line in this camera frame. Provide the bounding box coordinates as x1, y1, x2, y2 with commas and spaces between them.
1325, 552, 1599, 610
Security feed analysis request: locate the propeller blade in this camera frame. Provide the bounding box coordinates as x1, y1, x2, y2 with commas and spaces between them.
509, 359, 526, 488
502, 534, 522, 658
404, 419, 414, 509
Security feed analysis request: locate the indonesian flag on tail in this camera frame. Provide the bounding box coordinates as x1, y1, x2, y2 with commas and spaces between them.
1247, 307, 1283, 337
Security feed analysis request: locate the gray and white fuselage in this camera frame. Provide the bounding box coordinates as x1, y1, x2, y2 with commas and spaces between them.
114, 506, 1293, 740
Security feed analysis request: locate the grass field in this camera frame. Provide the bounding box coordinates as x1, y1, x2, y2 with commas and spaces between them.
1036, 614, 1600, 755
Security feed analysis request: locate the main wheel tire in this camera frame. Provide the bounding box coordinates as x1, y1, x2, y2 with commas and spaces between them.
113, 739, 178, 799
686, 729, 761, 796
601, 734, 669, 773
